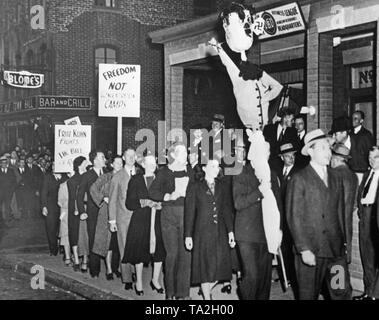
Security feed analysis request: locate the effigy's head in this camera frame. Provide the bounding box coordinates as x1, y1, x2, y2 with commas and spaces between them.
220, 2, 254, 53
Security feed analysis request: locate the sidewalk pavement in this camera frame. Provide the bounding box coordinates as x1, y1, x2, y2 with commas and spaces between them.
0, 246, 295, 300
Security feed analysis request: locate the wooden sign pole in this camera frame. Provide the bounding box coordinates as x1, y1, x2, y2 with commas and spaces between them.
117, 116, 122, 155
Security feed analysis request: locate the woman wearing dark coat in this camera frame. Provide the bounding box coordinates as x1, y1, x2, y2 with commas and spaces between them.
41, 162, 67, 256
67, 156, 88, 272
123, 155, 165, 296
184, 159, 235, 300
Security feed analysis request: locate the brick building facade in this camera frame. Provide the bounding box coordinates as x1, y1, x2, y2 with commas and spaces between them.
0, 0, 226, 152
150, 0, 379, 291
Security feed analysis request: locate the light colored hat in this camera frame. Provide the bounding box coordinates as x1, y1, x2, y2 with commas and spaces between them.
0, 155, 8, 161
279, 143, 297, 155
301, 129, 327, 156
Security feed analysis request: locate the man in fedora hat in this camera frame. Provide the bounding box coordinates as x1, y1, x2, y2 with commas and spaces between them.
286, 129, 352, 300
277, 142, 300, 294
329, 116, 352, 150
330, 144, 358, 266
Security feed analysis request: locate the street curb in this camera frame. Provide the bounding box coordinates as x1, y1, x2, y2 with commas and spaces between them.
0, 255, 131, 300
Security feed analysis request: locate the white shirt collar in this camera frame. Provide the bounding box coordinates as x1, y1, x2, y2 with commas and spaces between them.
124, 165, 136, 176
93, 167, 103, 176
298, 130, 305, 139
354, 125, 362, 134
344, 135, 351, 150
277, 123, 285, 139
283, 164, 294, 175
310, 161, 327, 180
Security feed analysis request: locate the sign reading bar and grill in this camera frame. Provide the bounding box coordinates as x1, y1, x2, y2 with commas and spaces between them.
2, 70, 44, 88
0, 96, 91, 114
38, 96, 91, 109
256, 2, 306, 40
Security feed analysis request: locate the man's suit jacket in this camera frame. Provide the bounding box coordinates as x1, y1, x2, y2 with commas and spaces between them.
332, 164, 358, 263
77, 169, 100, 217
41, 173, 66, 216
286, 165, 346, 258
277, 164, 300, 202
34, 166, 46, 193
232, 164, 282, 243
357, 170, 379, 219
349, 127, 375, 173
108, 168, 133, 223
263, 122, 299, 171
295, 133, 310, 169
0, 167, 17, 195
24, 164, 40, 191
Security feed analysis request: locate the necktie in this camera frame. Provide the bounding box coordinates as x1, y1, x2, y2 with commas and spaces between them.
279, 128, 285, 142
323, 168, 328, 187
362, 171, 375, 199
283, 167, 289, 179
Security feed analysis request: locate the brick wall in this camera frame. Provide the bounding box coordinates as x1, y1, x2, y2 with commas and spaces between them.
0, 0, 200, 151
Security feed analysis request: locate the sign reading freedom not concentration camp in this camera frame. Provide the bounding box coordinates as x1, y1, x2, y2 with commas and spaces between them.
98, 64, 141, 117
54, 125, 91, 173
256, 2, 306, 40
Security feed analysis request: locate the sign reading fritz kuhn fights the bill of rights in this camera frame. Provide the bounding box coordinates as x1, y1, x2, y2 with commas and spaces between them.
256, 2, 306, 40
54, 125, 92, 173
98, 63, 141, 118
2, 70, 44, 88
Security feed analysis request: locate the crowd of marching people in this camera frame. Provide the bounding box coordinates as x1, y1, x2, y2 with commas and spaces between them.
0, 145, 54, 225
1, 108, 379, 300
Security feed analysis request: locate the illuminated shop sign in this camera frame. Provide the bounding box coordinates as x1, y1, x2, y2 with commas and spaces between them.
2, 70, 44, 88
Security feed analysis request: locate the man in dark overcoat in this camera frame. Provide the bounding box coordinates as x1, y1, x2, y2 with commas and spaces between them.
330, 143, 358, 266
77, 150, 106, 278
232, 156, 282, 300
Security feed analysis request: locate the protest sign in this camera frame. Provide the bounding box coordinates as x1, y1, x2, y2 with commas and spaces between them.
64, 116, 82, 125
54, 125, 91, 173
98, 63, 141, 118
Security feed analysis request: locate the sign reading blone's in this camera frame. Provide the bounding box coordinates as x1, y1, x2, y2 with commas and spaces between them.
98, 64, 141, 118
256, 2, 306, 40
2, 70, 44, 88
